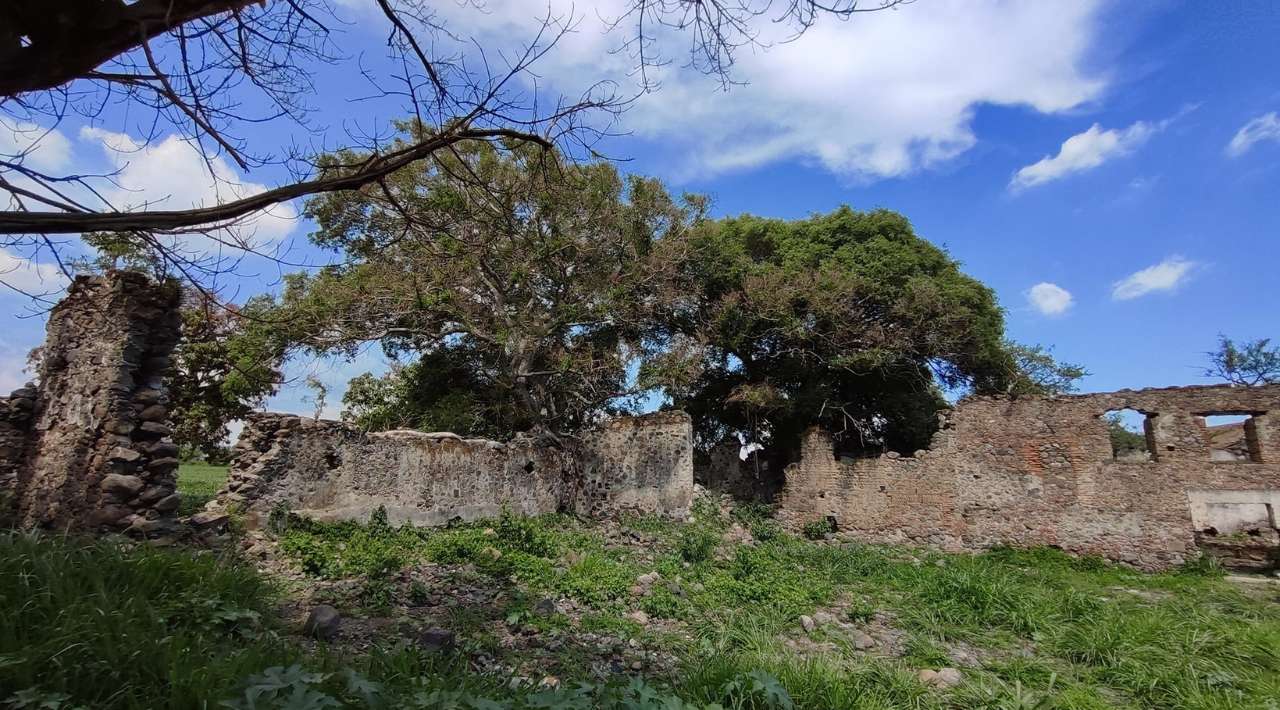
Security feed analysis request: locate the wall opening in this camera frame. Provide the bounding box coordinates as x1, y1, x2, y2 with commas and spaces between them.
1198, 413, 1262, 462
1102, 408, 1154, 462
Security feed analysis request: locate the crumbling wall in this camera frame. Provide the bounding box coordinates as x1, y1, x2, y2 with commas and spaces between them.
5, 273, 182, 533
776, 384, 1280, 569
216, 411, 693, 527
695, 440, 781, 501
576, 412, 694, 517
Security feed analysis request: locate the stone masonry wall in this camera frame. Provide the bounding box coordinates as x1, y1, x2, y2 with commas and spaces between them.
215, 411, 693, 527
775, 384, 1280, 569
4, 273, 183, 533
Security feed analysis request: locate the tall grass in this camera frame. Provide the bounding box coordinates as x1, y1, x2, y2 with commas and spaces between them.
0, 532, 296, 708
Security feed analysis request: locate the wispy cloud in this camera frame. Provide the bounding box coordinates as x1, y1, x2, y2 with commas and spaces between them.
429, 0, 1108, 182
1010, 120, 1158, 192
1225, 112, 1280, 157
1111, 256, 1197, 300
1026, 282, 1074, 316
0, 248, 69, 296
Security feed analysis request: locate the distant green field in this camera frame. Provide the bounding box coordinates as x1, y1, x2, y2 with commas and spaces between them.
176, 462, 229, 516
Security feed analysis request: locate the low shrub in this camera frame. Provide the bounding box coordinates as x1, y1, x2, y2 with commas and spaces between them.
801, 518, 834, 541
678, 526, 720, 563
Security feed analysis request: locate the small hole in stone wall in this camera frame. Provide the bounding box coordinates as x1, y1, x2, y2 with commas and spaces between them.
324, 450, 341, 469
1102, 409, 1154, 462
1198, 413, 1262, 462
523, 460, 535, 473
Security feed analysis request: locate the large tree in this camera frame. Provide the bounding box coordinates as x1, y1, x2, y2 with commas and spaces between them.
271, 130, 699, 437
644, 207, 1019, 455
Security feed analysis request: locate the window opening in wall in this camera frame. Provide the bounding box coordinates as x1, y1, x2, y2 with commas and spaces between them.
1103, 409, 1153, 462
1199, 413, 1261, 462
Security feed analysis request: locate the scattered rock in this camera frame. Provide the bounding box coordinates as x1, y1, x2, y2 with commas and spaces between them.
107, 447, 143, 466
626, 610, 650, 625
153, 493, 181, 513
800, 615, 816, 633
918, 667, 962, 688
303, 605, 341, 640
417, 627, 456, 653
100, 473, 144, 498
852, 631, 876, 650
812, 611, 836, 626
188, 511, 229, 530
533, 598, 557, 617
137, 421, 172, 437
138, 404, 168, 422
146, 457, 181, 474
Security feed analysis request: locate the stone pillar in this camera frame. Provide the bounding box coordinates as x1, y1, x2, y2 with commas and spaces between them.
12, 272, 182, 533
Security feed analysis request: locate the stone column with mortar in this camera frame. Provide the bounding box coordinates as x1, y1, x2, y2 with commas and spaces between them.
11, 272, 183, 533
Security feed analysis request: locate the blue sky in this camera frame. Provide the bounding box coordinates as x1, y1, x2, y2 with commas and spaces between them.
2, 0, 1278, 418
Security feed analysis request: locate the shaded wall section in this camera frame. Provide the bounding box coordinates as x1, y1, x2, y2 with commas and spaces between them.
215, 411, 693, 527
1, 273, 182, 533
776, 384, 1280, 570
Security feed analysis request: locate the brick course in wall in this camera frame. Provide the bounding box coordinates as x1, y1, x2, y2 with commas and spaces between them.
214, 411, 693, 527
775, 384, 1280, 569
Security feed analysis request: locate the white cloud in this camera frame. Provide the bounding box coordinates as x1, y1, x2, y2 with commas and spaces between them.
0, 248, 69, 295
0, 118, 72, 174
432, 0, 1107, 180
1026, 282, 1073, 316
78, 127, 297, 248
1111, 256, 1197, 300
1010, 120, 1158, 191
1225, 112, 1280, 157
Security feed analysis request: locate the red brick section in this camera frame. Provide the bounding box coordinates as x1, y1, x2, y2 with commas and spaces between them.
775, 384, 1280, 569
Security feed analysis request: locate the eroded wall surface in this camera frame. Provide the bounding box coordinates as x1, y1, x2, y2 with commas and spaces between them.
776, 385, 1280, 569
2, 273, 183, 532
216, 411, 693, 526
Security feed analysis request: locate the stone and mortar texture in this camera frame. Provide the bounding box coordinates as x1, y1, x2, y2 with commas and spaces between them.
0, 272, 183, 533
772, 384, 1280, 570
214, 411, 694, 527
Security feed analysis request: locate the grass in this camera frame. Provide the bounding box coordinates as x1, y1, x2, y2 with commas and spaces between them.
5, 496, 1279, 709
176, 461, 230, 516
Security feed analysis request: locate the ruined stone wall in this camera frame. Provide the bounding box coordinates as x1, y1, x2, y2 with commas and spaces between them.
776, 384, 1280, 569
695, 441, 781, 501
4, 273, 182, 533
216, 411, 693, 527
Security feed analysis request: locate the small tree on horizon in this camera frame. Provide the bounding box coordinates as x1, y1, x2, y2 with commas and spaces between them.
1203, 335, 1280, 387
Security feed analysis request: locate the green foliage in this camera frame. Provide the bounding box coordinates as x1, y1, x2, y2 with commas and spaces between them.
282, 135, 702, 437
0, 532, 287, 709
1104, 412, 1148, 458
647, 206, 1017, 456
495, 508, 557, 558
678, 526, 720, 563
749, 521, 782, 542
169, 292, 285, 461
730, 502, 774, 527
1204, 334, 1280, 387
177, 462, 230, 516
1004, 341, 1090, 395
800, 519, 833, 541
8, 513, 1280, 710
277, 516, 427, 580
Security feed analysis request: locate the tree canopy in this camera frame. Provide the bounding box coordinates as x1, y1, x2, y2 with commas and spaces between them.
1204, 335, 1280, 387
271, 131, 700, 437
643, 207, 1022, 455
